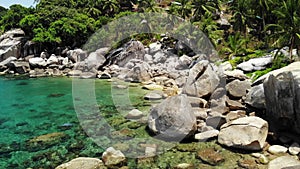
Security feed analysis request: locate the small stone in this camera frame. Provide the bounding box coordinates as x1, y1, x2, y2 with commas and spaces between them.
259, 155, 269, 164
145, 146, 156, 156
226, 111, 246, 122
226, 99, 245, 110
142, 84, 164, 90
67, 70, 82, 77
289, 142, 300, 155
195, 130, 219, 141
114, 85, 128, 89
173, 163, 194, 169
249, 112, 256, 116
226, 79, 251, 98
206, 115, 226, 129
98, 72, 111, 79
238, 159, 258, 169
102, 147, 126, 167
126, 109, 143, 119
268, 145, 288, 154
197, 148, 225, 166
144, 92, 162, 100
188, 96, 208, 108
251, 153, 269, 164
193, 108, 208, 120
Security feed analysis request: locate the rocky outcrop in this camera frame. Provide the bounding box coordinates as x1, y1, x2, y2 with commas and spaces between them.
218, 117, 268, 150
124, 61, 152, 82
148, 94, 197, 141
0, 29, 25, 61
264, 71, 300, 134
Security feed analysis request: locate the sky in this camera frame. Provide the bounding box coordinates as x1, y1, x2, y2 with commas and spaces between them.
0, 0, 35, 9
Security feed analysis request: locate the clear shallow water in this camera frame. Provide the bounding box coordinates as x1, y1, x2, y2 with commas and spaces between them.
0, 77, 150, 168
0, 76, 261, 169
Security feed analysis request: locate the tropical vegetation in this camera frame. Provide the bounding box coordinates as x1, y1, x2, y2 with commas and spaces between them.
0, 0, 299, 61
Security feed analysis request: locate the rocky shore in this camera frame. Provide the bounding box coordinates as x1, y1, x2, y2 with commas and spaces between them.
2, 29, 300, 168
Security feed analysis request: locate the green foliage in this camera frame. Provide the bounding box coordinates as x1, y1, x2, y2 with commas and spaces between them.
1, 0, 300, 63
0, 5, 33, 31
221, 33, 248, 59
266, 0, 300, 60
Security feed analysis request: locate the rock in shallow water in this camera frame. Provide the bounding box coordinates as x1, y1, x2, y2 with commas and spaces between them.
197, 148, 225, 166
55, 157, 106, 169
126, 109, 143, 119
218, 116, 268, 151
148, 94, 197, 141
102, 147, 126, 167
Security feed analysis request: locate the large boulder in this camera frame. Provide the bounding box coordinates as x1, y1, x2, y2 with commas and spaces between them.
55, 157, 106, 169
47, 54, 59, 65
182, 60, 220, 98
237, 56, 273, 72
226, 79, 251, 98
148, 94, 197, 141
29, 57, 47, 68
67, 49, 87, 63
264, 71, 300, 134
268, 156, 300, 169
245, 84, 266, 109
124, 62, 152, 82
86, 51, 106, 70
0, 29, 24, 61
7, 61, 29, 74
218, 117, 268, 150
254, 61, 300, 85
114, 40, 145, 67
175, 55, 192, 70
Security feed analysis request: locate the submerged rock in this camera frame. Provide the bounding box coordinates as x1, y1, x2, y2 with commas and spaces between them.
126, 109, 143, 119
102, 147, 126, 167
148, 94, 197, 141
197, 148, 225, 166
55, 157, 106, 169
218, 117, 268, 150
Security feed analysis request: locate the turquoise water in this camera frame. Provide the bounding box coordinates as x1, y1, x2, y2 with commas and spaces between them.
0, 77, 150, 168
0, 77, 262, 169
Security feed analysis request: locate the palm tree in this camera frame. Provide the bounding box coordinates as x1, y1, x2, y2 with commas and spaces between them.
169, 0, 193, 19
191, 0, 220, 22
266, 0, 300, 61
